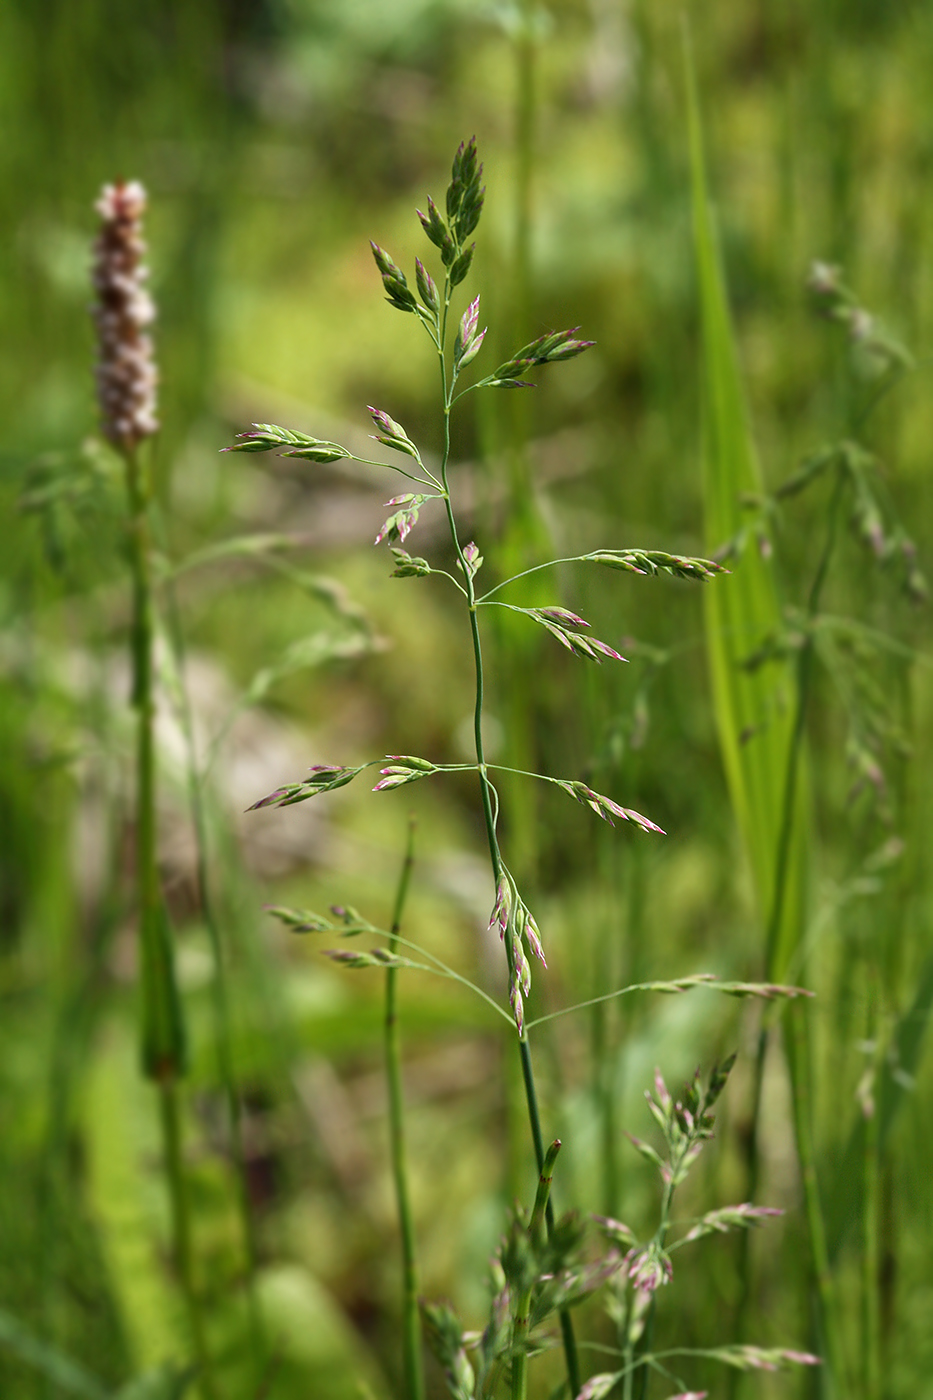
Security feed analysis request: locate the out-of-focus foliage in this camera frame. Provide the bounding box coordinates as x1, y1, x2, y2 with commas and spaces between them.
2, 1, 932, 1397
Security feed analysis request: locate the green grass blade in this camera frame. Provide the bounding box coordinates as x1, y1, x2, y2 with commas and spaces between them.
685, 31, 847, 1395
828, 935, 933, 1255
112, 1365, 195, 1400
0, 1307, 108, 1399
84, 1024, 185, 1373
685, 31, 808, 981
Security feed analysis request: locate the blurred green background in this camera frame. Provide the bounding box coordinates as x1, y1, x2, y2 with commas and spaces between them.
2, 1, 932, 1397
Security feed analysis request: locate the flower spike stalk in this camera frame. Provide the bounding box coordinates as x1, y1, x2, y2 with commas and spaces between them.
92, 181, 214, 1397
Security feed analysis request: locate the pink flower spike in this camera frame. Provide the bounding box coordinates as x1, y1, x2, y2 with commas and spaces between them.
384, 493, 413, 507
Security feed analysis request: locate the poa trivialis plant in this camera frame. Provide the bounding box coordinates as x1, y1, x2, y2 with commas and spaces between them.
223, 140, 828, 1399
228, 136, 730, 1396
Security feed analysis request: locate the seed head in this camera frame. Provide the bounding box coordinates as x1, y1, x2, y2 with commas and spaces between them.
91, 181, 158, 449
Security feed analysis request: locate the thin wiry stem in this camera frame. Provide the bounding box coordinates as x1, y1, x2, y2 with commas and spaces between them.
434, 256, 581, 1400
738, 463, 848, 1394
526, 976, 716, 1030
385, 817, 425, 1400
476, 555, 583, 602
511, 1141, 560, 1400
862, 1003, 882, 1400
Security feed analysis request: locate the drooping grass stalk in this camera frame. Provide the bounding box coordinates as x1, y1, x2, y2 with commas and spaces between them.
161, 573, 266, 1365
384, 816, 425, 1400
736, 467, 847, 1377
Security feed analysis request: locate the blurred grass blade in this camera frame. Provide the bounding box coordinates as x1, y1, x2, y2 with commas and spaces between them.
0, 1306, 108, 1398
140, 900, 187, 1080
84, 1023, 185, 1372
685, 29, 808, 980
112, 1364, 196, 1400
828, 935, 933, 1254
685, 31, 847, 1395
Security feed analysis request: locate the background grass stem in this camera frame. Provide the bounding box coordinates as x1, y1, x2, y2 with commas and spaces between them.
384, 816, 425, 1400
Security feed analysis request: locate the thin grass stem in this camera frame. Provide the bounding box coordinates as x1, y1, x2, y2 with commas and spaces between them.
476, 556, 583, 602
785, 1005, 846, 1396
436, 252, 581, 1400
324, 906, 513, 1022
384, 816, 425, 1400
862, 1001, 882, 1400
510, 1140, 560, 1400
525, 977, 714, 1030
738, 465, 848, 1389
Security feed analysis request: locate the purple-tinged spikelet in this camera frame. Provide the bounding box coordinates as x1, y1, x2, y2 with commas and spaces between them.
488, 875, 511, 940
91, 181, 158, 449
523, 909, 546, 966
623, 1244, 673, 1294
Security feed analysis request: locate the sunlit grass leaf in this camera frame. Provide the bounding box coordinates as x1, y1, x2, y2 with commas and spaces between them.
240, 631, 373, 711
112, 1364, 196, 1400
84, 1023, 184, 1371
829, 935, 933, 1254
255, 1265, 390, 1399
167, 532, 306, 574
685, 31, 809, 980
